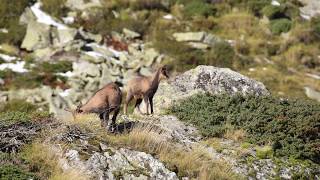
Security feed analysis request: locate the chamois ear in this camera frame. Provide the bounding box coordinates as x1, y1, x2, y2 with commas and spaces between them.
160, 65, 169, 78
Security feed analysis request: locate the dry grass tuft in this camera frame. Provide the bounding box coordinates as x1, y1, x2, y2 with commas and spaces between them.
21, 142, 89, 180
224, 129, 247, 142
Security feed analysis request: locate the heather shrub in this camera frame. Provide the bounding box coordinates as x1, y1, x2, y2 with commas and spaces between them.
270, 18, 292, 35
170, 93, 320, 163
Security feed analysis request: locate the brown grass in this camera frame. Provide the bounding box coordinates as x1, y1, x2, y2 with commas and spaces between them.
224, 129, 246, 142
63, 114, 241, 179
21, 142, 89, 180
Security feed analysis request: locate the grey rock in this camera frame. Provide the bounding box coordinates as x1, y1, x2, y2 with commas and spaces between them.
153, 65, 269, 113
187, 42, 209, 49
0, 78, 4, 85
19, 7, 36, 25
21, 21, 51, 51
304, 86, 320, 102
78, 28, 103, 43
299, 0, 320, 20
203, 33, 223, 45
173, 32, 206, 42
143, 48, 159, 67
83, 148, 178, 180
123, 28, 141, 39
73, 61, 101, 77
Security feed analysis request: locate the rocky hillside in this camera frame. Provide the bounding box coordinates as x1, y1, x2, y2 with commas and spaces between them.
0, 0, 320, 179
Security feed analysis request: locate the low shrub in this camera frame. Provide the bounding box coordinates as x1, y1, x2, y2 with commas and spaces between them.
256, 146, 273, 159
183, 0, 216, 18
311, 16, 320, 38
246, 0, 270, 16
41, 0, 68, 19
0, 99, 51, 126
0, 164, 35, 180
170, 94, 320, 163
262, 5, 286, 20
270, 18, 292, 35
204, 41, 235, 68
152, 29, 204, 71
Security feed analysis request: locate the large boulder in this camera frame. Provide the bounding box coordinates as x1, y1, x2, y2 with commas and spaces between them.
299, 0, 320, 20
153, 66, 270, 113
21, 21, 51, 51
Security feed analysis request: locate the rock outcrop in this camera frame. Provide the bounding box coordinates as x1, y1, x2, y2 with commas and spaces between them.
153, 65, 269, 113
299, 0, 320, 20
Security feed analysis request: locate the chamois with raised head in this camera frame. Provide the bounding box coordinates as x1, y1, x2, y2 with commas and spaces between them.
124, 65, 169, 115
68, 82, 122, 129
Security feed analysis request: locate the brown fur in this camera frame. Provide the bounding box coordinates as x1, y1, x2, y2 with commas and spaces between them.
76, 82, 122, 128
124, 66, 169, 115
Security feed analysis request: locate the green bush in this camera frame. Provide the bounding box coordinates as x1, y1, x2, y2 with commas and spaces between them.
270, 18, 292, 35
33, 61, 73, 73
0, 164, 35, 180
247, 0, 270, 16
311, 16, 320, 38
204, 41, 235, 68
0, 0, 34, 45
0, 99, 38, 112
41, 0, 68, 19
170, 94, 320, 163
0, 99, 51, 126
183, 0, 215, 18
262, 5, 285, 19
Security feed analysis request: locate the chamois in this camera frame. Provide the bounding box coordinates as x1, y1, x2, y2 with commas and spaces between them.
68, 82, 122, 129
124, 66, 169, 115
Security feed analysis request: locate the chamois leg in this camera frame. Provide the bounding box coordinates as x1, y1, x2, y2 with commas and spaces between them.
134, 98, 143, 113
102, 111, 109, 128
110, 107, 120, 132
149, 96, 154, 114
143, 96, 150, 115
124, 93, 133, 115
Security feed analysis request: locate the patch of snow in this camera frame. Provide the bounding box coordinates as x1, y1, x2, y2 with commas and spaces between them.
31, 2, 67, 29
300, 13, 311, 20
107, 47, 123, 58
85, 51, 104, 58
59, 89, 72, 97
271, 0, 280, 6
249, 68, 256, 72
86, 43, 126, 58
0, 28, 8, 33
0, 61, 28, 73
263, 67, 268, 71
163, 14, 173, 20
227, 40, 236, 46
57, 71, 74, 77
0, 53, 17, 62
62, 16, 75, 24
306, 73, 320, 80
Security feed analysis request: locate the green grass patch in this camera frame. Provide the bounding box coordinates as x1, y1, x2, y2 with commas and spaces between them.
0, 99, 51, 126
270, 18, 292, 35
255, 146, 273, 159
169, 93, 320, 163
0, 164, 36, 180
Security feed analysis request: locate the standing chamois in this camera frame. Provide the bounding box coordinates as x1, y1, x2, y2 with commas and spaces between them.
68, 82, 122, 129
124, 65, 169, 115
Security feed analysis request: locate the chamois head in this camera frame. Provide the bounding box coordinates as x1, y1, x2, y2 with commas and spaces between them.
75, 102, 83, 113
159, 65, 169, 80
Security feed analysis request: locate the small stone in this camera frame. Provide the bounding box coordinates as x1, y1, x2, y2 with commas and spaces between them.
173, 32, 206, 42
123, 28, 141, 39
